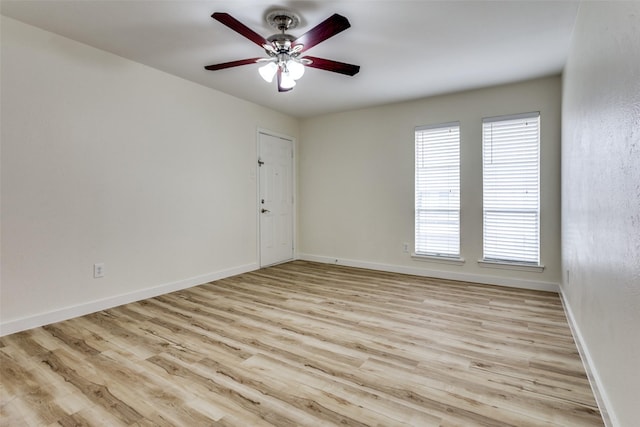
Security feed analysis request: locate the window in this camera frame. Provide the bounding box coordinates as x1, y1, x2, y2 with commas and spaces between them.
415, 122, 460, 258
482, 112, 540, 265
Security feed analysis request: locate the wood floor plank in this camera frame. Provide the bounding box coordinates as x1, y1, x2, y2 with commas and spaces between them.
0, 261, 603, 426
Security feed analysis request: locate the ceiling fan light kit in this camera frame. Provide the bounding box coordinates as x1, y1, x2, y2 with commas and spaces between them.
204, 9, 360, 92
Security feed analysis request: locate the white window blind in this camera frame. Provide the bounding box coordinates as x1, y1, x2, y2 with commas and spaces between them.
482, 112, 540, 264
415, 122, 460, 258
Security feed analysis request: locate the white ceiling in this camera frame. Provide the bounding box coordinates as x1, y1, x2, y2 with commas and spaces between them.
1, 1, 580, 118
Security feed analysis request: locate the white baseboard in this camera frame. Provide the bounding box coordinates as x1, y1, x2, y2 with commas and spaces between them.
298, 253, 559, 292
559, 287, 617, 427
0, 262, 258, 337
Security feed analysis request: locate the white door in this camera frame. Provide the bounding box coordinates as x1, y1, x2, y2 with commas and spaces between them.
259, 132, 294, 267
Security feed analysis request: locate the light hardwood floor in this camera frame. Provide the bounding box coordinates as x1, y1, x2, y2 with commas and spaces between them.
1, 261, 603, 426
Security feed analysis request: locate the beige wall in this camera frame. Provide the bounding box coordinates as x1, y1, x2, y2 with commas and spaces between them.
299, 76, 561, 290
561, 3, 640, 426
0, 17, 299, 334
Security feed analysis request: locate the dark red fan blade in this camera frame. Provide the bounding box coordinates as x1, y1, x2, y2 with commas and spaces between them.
303, 56, 360, 76
204, 58, 262, 71
212, 12, 268, 47
294, 14, 351, 52
277, 68, 293, 92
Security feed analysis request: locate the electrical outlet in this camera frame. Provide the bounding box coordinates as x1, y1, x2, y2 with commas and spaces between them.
403, 242, 410, 253
94, 263, 105, 278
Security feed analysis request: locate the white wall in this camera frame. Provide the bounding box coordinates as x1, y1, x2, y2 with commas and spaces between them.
0, 17, 298, 334
299, 76, 561, 290
561, 3, 640, 426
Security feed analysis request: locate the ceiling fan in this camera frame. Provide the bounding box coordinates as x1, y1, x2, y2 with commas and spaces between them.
204, 10, 360, 92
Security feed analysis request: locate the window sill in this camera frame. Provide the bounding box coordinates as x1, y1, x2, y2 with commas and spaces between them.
412, 254, 465, 265
477, 259, 545, 273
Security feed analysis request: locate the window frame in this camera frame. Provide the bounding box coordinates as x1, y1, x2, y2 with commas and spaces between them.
414, 121, 462, 261
480, 112, 543, 270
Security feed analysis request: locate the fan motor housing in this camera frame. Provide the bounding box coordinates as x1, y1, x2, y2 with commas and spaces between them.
267, 33, 296, 45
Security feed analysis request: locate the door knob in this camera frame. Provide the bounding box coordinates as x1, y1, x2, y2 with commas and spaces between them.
261, 208, 270, 213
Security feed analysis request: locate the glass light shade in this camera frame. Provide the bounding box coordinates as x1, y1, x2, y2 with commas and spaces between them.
258, 62, 278, 83
280, 72, 297, 89
287, 60, 305, 80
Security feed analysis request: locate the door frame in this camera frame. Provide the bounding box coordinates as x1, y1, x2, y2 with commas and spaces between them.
256, 128, 296, 267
